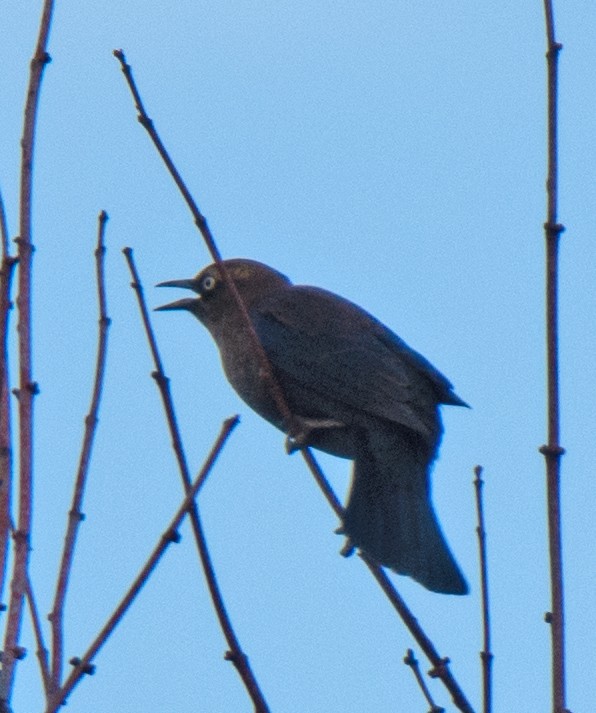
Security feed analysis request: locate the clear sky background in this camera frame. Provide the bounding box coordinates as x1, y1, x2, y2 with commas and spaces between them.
1, 2, 594, 711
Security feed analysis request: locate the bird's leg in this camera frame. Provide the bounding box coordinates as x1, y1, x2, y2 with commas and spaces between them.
334, 526, 356, 558
284, 414, 346, 454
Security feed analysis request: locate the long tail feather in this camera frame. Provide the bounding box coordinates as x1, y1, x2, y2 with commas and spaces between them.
342, 425, 468, 595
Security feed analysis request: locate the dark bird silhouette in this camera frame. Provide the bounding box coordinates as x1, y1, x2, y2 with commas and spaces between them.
157, 259, 468, 594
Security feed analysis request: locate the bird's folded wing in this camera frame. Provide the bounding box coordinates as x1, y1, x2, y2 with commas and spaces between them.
252, 286, 459, 441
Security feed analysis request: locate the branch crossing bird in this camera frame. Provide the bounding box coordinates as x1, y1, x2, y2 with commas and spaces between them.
157, 258, 468, 595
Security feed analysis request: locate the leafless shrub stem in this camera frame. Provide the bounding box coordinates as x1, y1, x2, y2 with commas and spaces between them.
473, 466, 492, 713
48, 211, 111, 691
404, 648, 445, 713
45, 417, 238, 713
0, 1, 55, 706
540, 3, 568, 712
124, 249, 270, 713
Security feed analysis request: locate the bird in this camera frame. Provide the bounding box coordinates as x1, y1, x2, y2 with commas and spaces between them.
156, 258, 469, 594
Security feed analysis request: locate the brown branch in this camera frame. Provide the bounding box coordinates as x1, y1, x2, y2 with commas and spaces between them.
113, 49, 295, 434
115, 50, 474, 713
123, 248, 271, 713
540, 4, 568, 713
0, 193, 17, 605
473, 466, 492, 713
6, 513, 51, 696
0, 1, 55, 706
25, 563, 51, 696
404, 648, 445, 713
48, 211, 110, 692
45, 417, 238, 713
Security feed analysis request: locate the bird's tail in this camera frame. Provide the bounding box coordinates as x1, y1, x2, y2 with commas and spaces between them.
342, 426, 468, 595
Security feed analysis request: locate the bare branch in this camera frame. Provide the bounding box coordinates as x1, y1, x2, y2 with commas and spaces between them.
49, 211, 111, 692
0, 199, 17, 605
113, 49, 295, 435
45, 417, 238, 713
123, 248, 271, 713
539, 4, 568, 713
25, 567, 51, 695
404, 648, 445, 713
0, 1, 55, 704
473, 466, 492, 713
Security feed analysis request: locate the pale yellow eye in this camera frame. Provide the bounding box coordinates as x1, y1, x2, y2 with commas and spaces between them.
201, 275, 217, 292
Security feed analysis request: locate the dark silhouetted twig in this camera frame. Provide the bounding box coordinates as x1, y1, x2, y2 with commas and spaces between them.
0, 1, 55, 706
123, 248, 270, 713
473, 466, 492, 713
539, 4, 568, 713
49, 211, 111, 692
45, 417, 238, 713
404, 648, 445, 713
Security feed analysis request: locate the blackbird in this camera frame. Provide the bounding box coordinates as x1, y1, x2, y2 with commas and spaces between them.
157, 258, 468, 594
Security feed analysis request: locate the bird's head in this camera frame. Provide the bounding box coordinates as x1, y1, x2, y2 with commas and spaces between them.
156, 258, 291, 333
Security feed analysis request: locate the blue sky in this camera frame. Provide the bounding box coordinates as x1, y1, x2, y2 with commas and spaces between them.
1, 2, 595, 711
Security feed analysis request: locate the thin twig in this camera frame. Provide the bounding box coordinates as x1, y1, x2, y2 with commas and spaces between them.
404, 649, 445, 713
45, 417, 238, 713
113, 50, 295, 433
115, 50, 473, 712
6, 514, 52, 696
473, 466, 492, 713
25, 565, 51, 695
0, 193, 17, 606
539, 4, 568, 713
123, 248, 270, 713
49, 211, 110, 692
0, 1, 55, 705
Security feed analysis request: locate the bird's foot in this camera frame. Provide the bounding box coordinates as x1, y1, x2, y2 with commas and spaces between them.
339, 536, 356, 558
285, 415, 346, 454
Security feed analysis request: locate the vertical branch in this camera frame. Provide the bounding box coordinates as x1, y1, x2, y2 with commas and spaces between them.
0, 1, 55, 705
539, 4, 567, 713
473, 466, 492, 713
0, 191, 17, 607
49, 212, 110, 692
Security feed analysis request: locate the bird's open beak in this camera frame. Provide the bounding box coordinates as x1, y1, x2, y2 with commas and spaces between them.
155, 278, 200, 312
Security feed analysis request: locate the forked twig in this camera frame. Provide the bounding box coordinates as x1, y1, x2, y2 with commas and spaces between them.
539, 3, 568, 712
473, 466, 492, 713
49, 211, 111, 691
0, 1, 55, 706
115, 50, 474, 713
404, 648, 445, 713
45, 417, 238, 713
123, 249, 270, 713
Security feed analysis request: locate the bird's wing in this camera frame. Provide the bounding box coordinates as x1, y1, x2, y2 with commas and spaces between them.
252, 286, 463, 441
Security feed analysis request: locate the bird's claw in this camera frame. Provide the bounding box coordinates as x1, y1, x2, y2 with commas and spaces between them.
339, 537, 356, 558
284, 416, 346, 454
